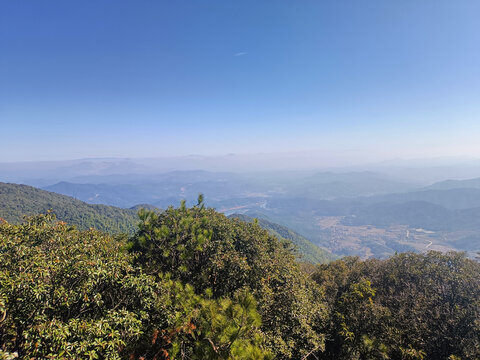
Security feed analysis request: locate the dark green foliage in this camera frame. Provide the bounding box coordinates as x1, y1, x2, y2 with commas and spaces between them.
229, 214, 335, 264
312, 252, 480, 359
129, 198, 326, 359
0, 213, 160, 358
187, 290, 271, 360
0, 182, 139, 233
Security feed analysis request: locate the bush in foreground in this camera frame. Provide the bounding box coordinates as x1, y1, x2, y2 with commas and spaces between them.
0, 213, 270, 359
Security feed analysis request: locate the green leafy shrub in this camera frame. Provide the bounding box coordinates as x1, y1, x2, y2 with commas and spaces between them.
312, 252, 480, 359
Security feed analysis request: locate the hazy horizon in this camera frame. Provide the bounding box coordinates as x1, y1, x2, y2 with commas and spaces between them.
3, 154, 480, 187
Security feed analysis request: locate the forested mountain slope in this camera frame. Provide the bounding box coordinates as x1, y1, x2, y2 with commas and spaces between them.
0, 182, 140, 233
229, 213, 335, 264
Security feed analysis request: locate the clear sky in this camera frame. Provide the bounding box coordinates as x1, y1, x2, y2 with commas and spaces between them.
1, 0, 480, 163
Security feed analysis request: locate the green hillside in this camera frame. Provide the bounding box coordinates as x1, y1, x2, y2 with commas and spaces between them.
230, 213, 335, 264
0, 182, 139, 233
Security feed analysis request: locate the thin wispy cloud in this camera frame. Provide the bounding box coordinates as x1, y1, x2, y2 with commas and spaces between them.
234, 52, 247, 57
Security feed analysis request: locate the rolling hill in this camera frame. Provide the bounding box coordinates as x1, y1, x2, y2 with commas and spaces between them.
363, 188, 480, 210
0, 182, 141, 233
426, 177, 480, 190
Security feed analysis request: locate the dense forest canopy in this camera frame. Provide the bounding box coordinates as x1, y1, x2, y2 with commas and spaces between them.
1, 200, 479, 359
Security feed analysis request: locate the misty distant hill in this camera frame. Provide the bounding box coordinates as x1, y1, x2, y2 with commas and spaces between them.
426, 177, 480, 190
41, 170, 418, 211
359, 188, 480, 210
291, 171, 416, 199
43, 181, 156, 208
343, 201, 480, 232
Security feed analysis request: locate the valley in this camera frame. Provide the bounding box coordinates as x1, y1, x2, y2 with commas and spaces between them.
314, 216, 466, 258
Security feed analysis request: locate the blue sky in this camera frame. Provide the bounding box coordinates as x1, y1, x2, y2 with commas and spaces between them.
1, 0, 480, 163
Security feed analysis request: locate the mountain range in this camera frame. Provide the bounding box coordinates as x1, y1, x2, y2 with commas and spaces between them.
2, 159, 480, 259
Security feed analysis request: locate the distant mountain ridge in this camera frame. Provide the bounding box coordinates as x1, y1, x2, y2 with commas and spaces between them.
426, 177, 480, 190
356, 188, 480, 210
40, 170, 417, 211
42, 181, 155, 208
